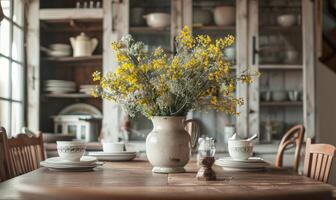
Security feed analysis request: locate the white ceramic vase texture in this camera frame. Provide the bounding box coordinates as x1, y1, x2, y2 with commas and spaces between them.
146, 116, 191, 174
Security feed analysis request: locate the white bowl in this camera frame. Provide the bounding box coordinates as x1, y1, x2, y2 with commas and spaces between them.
284, 50, 299, 64
277, 14, 296, 27
228, 140, 253, 160
213, 6, 235, 26
224, 47, 236, 61
102, 141, 124, 153
56, 141, 86, 162
49, 43, 71, 51
272, 91, 288, 101
143, 13, 170, 28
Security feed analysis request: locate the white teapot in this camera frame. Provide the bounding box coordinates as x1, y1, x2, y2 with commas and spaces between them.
70, 32, 98, 57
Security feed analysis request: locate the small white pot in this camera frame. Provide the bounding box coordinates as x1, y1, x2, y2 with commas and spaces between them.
146, 116, 191, 173
143, 13, 170, 28
224, 47, 236, 61
228, 140, 253, 160
102, 141, 124, 153
70, 32, 98, 57
213, 6, 235, 26
284, 50, 299, 64
272, 91, 288, 101
277, 14, 296, 27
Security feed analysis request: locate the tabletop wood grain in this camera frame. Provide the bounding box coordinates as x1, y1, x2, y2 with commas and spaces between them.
0, 159, 334, 200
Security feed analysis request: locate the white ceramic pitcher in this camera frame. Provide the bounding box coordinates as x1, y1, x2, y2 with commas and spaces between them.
70, 32, 98, 57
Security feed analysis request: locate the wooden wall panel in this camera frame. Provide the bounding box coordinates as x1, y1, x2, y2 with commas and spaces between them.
302, 0, 316, 138
27, 0, 40, 132
236, 0, 249, 138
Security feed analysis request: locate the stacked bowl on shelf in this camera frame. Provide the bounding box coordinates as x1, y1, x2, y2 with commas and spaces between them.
47, 43, 72, 57
79, 84, 96, 95
44, 80, 76, 94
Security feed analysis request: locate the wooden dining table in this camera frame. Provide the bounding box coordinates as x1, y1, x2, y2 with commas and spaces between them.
0, 158, 334, 200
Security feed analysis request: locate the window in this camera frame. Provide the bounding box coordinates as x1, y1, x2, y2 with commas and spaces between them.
0, 0, 24, 136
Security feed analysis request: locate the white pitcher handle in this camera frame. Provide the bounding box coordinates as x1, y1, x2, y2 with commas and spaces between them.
91, 38, 98, 54
184, 119, 200, 149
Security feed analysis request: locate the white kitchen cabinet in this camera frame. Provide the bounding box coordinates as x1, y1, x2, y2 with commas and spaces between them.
26, 0, 317, 148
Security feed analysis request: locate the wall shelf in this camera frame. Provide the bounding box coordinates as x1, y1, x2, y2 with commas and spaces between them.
43, 93, 94, 98
193, 25, 236, 32
39, 8, 103, 21
129, 27, 170, 34
260, 25, 302, 32
259, 64, 302, 70
42, 55, 102, 63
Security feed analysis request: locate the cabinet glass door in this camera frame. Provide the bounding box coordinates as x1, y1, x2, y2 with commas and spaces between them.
191, 0, 237, 144
126, 0, 172, 142
257, 0, 303, 143
129, 0, 172, 53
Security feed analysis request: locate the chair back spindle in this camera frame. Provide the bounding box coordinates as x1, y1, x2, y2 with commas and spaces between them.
0, 130, 8, 181
303, 138, 336, 183
275, 125, 305, 172
0, 127, 45, 179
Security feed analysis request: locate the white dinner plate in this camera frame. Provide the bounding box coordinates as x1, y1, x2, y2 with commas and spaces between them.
41, 162, 98, 168
43, 156, 97, 165
45, 80, 76, 85
215, 157, 269, 170
221, 167, 266, 172
40, 161, 101, 171
218, 157, 266, 163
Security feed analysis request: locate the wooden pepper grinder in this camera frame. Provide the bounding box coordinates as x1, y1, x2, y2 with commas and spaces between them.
196, 156, 216, 181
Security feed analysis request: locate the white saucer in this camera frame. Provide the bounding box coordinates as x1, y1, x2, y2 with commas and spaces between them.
88, 151, 137, 161
44, 156, 97, 165
40, 156, 102, 171
40, 162, 100, 171
89, 151, 136, 155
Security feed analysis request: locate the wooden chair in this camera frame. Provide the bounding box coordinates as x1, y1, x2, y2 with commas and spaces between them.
303, 138, 336, 183
0, 127, 45, 179
0, 129, 9, 181
275, 125, 305, 172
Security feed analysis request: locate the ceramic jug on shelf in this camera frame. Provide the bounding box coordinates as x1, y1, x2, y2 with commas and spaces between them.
70, 32, 98, 57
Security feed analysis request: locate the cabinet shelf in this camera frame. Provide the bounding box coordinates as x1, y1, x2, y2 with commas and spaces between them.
39, 8, 103, 22
260, 25, 301, 32
42, 55, 102, 63
129, 27, 170, 34
259, 64, 302, 70
260, 101, 303, 107
43, 93, 94, 98
193, 25, 235, 31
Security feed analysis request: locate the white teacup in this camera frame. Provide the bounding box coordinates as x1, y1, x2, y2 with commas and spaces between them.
56, 141, 86, 162
228, 140, 253, 160
102, 141, 124, 153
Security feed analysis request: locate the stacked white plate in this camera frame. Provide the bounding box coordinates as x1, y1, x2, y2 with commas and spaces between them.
44, 80, 76, 94
40, 156, 101, 171
79, 85, 96, 95
88, 151, 137, 161
215, 157, 269, 172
